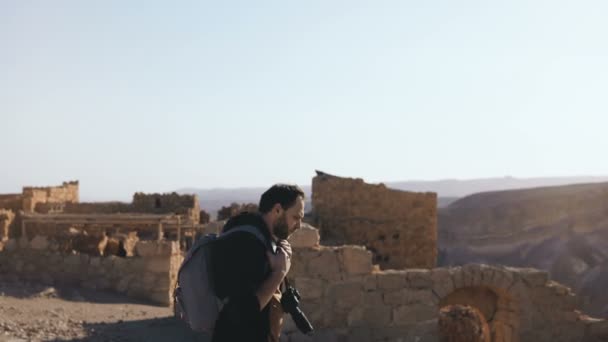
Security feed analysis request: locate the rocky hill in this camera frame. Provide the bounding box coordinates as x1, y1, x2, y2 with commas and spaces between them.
439, 182, 608, 317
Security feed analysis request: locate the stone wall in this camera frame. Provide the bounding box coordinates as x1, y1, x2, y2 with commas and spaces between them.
311, 171, 437, 269
0, 194, 23, 213
131, 192, 200, 223
0, 238, 181, 306
36, 202, 133, 214
36, 194, 200, 224
216, 202, 258, 221
280, 227, 608, 342
22, 181, 79, 212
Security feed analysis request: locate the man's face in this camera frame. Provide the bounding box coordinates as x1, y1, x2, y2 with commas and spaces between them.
273, 196, 305, 240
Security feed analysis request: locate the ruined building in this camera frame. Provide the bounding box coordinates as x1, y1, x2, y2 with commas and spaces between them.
311, 170, 437, 269
0, 181, 201, 305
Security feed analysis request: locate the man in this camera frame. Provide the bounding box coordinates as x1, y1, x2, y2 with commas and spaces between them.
210, 184, 305, 342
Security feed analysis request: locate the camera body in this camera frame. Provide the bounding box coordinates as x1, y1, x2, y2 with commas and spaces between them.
281, 284, 314, 335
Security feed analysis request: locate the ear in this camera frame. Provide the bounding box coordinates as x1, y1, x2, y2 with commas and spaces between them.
273, 203, 282, 215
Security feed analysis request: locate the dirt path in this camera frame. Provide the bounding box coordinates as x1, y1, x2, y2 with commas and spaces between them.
0, 280, 204, 342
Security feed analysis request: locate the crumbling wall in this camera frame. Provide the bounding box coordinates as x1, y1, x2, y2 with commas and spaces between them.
131, 192, 200, 223
35, 202, 133, 214
22, 181, 79, 212
280, 227, 608, 342
311, 171, 437, 269
0, 194, 23, 212
216, 202, 258, 221
0, 238, 181, 305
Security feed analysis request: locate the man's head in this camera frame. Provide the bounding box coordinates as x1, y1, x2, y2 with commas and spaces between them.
259, 184, 305, 240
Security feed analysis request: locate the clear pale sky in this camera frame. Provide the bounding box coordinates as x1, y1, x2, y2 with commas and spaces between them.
2, 1, 607, 201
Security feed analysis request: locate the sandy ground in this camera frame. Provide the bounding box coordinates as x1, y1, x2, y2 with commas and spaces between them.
0, 280, 206, 342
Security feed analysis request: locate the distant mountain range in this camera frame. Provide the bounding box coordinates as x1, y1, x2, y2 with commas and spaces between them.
177, 175, 608, 215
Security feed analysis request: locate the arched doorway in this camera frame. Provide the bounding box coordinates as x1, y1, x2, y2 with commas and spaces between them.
439, 286, 519, 342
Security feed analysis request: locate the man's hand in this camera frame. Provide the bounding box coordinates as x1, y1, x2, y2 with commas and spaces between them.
259, 241, 292, 311
277, 239, 292, 259
267, 243, 291, 276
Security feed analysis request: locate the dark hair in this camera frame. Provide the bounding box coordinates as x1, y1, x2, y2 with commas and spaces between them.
258, 184, 305, 214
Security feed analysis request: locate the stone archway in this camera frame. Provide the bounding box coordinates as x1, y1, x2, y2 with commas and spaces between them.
439, 286, 519, 342
439, 304, 491, 342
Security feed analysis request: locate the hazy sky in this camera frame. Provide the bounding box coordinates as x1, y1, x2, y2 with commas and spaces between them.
2, 1, 607, 201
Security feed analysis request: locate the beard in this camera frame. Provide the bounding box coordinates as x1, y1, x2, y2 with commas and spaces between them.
273, 213, 290, 240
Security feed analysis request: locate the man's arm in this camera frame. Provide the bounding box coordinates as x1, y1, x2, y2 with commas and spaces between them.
256, 244, 291, 310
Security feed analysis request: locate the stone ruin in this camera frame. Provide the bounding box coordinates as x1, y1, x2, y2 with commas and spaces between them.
310, 171, 437, 269
284, 216, 608, 341
1, 177, 608, 341
0, 181, 204, 305
216, 202, 258, 221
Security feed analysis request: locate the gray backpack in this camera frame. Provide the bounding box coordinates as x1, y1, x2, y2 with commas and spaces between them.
173, 225, 269, 334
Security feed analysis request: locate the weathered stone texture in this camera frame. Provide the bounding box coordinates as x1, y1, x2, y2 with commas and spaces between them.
311, 171, 437, 269
288, 224, 320, 248
22, 181, 79, 212
216, 202, 258, 221
280, 256, 606, 342
0, 240, 181, 305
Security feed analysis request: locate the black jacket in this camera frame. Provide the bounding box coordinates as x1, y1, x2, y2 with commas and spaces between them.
210, 212, 274, 342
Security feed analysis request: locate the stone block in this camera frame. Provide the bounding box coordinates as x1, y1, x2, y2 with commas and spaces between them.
364, 291, 385, 307
363, 274, 377, 291
90, 257, 101, 267
347, 306, 365, 327
406, 269, 432, 288
489, 267, 516, 290
450, 266, 466, 289
393, 304, 437, 325
116, 277, 130, 293
322, 307, 349, 328
64, 254, 81, 267
135, 241, 179, 257
144, 257, 171, 273
288, 225, 320, 248
384, 289, 409, 305
4, 238, 17, 251
295, 277, 325, 300
308, 248, 341, 281
339, 246, 372, 276
378, 270, 406, 290
408, 289, 437, 305
431, 268, 455, 299
29, 235, 49, 250
517, 267, 549, 287
327, 281, 363, 309
19, 236, 29, 249
148, 289, 171, 305
362, 305, 392, 327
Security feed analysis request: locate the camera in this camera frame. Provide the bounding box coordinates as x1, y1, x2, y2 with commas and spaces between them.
281, 279, 314, 335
